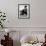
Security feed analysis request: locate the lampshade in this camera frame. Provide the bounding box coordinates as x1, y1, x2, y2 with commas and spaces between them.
5, 29, 10, 33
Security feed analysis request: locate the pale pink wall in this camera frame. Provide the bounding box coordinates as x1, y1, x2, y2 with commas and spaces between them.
0, 0, 46, 27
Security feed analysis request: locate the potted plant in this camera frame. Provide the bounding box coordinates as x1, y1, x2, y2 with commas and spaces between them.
0, 10, 6, 28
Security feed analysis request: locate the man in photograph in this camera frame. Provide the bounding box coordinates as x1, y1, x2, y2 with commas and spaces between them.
20, 5, 27, 16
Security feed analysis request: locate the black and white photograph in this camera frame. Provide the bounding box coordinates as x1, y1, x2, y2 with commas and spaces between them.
18, 4, 30, 19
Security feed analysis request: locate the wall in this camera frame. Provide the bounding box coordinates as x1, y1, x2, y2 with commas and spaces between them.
0, 31, 46, 46
0, 0, 46, 28
0, 0, 46, 46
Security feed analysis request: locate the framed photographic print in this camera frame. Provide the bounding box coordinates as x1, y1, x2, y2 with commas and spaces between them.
18, 4, 30, 19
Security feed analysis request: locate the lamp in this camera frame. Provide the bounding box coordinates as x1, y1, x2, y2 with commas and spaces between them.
5, 29, 10, 37
5, 29, 9, 33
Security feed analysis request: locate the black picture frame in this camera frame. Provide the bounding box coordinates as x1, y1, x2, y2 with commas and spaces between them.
18, 4, 30, 19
